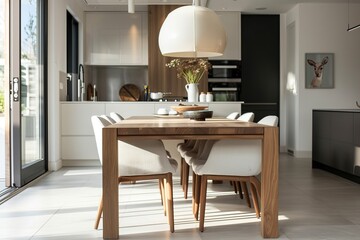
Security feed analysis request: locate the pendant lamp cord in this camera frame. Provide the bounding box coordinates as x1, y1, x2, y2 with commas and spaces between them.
193, 0, 199, 6
348, 0, 350, 30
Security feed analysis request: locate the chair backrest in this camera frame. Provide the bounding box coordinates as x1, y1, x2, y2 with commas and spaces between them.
118, 139, 176, 176
226, 112, 240, 120
110, 112, 124, 123
91, 115, 176, 176
237, 112, 255, 122
91, 115, 113, 164
101, 115, 116, 124
257, 115, 279, 126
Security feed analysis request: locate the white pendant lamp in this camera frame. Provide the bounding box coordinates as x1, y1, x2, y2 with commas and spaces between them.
158, 2, 227, 58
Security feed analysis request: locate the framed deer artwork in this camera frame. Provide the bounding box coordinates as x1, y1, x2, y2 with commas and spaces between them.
305, 53, 334, 89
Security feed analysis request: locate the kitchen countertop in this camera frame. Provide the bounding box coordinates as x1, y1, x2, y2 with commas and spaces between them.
314, 109, 360, 113
60, 101, 245, 104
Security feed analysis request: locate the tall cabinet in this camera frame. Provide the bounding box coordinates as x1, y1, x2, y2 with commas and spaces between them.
241, 15, 280, 122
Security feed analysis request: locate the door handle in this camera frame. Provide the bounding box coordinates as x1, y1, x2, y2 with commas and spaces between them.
13, 77, 19, 102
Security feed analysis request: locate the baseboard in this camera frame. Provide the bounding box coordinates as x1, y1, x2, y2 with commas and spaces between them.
287, 149, 311, 158
48, 159, 62, 171
62, 159, 101, 167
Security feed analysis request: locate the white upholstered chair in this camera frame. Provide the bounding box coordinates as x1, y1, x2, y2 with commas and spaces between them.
109, 112, 124, 122
91, 115, 177, 232
179, 112, 252, 200
226, 112, 240, 120
191, 115, 278, 231
237, 112, 255, 122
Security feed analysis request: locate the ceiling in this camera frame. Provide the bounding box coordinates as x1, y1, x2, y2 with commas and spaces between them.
83, 0, 360, 14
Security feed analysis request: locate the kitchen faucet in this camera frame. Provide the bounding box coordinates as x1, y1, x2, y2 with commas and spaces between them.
78, 64, 85, 101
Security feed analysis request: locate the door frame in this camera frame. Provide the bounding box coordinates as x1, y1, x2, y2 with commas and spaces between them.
9, 0, 48, 188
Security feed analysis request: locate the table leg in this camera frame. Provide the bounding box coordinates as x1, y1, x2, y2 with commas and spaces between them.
261, 127, 279, 238
103, 127, 119, 239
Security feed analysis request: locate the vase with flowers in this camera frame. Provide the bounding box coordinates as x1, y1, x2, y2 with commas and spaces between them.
166, 58, 211, 102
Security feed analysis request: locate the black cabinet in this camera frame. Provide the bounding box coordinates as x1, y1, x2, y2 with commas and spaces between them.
313, 110, 360, 183
241, 14, 280, 122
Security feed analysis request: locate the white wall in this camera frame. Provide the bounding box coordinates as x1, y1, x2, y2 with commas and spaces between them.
48, 0, 85, 170
284, 3, 360, 157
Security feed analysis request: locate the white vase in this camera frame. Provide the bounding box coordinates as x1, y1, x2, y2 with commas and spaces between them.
185, 83, 199, 103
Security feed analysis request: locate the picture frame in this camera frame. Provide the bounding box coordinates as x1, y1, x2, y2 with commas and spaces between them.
305, 53, 334, 89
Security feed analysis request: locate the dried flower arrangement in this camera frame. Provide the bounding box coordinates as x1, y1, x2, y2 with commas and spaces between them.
165, 58, 211, 84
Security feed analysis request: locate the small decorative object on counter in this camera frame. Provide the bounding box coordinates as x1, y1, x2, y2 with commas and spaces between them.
92, 84, 97, 101
199, 92, 206, 102
206, 92, 213, 102
144, 85, 149, 101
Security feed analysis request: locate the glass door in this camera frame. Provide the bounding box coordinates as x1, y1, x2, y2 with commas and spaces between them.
0, 0, 8, 192
9, 0, 47, 187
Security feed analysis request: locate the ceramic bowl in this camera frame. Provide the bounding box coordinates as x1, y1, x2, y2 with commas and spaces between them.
183, 110, 213, 121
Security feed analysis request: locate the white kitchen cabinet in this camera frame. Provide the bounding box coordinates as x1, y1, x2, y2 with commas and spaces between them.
61, 102, 105, 135
105, 102, 155, 118
210, 12, 241, 60
61, 136, 98, 160
85, 12, 148, 65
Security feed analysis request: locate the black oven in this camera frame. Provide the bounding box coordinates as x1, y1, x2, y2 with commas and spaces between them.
208, 60, 241, 101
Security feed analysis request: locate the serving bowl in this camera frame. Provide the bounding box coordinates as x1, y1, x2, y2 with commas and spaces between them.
183, 110, 213, 121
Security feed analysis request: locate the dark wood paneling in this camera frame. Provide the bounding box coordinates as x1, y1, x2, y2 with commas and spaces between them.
148, 5, 208, 98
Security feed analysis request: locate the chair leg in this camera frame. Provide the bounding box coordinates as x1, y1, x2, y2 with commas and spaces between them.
159, 178, 167, 216
184, 162, 190, 199
166, 173, 175, 233
194, 174, 201, 221
249, 176, 261, 218
249, 181, 260, 218
94, 196, 103, 229
180, 158, 184, 186
240, 181, 251, 208
250, 176, 261, 198
159, 179, 164, 205
236, 181, 243, 199
199, 175, 208, 232
192, 171, 196, 214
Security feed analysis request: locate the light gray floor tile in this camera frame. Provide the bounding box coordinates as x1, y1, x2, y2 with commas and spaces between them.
0, 155, 359, 239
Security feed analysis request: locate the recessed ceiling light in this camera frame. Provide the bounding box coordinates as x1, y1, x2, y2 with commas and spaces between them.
256, 7, 267, 10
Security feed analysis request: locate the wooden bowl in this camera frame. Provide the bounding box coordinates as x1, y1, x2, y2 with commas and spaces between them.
171, 105, 208, 114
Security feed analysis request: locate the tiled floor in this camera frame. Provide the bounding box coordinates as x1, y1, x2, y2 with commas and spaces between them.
0, 154, 360, 239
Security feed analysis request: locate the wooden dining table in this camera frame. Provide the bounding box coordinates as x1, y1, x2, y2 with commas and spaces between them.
101, 116, 279, 239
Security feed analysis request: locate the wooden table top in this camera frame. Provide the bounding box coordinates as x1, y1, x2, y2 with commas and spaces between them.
104, 116, 272, 139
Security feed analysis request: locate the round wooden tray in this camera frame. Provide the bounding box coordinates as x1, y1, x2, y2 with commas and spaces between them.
119, 84, 140, 101
171, 105, 208, 114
